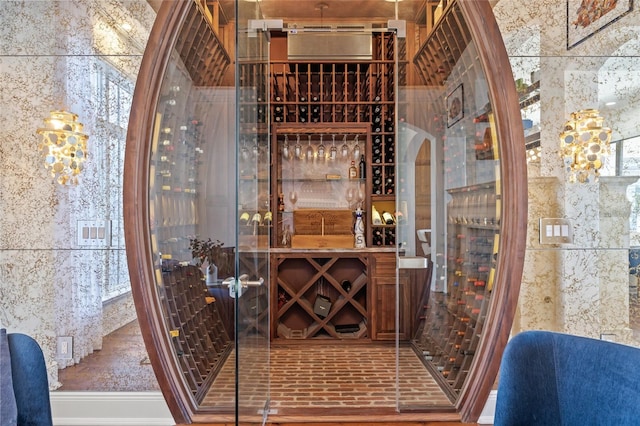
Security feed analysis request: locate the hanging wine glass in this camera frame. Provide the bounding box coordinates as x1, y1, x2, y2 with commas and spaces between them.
283, 135, 290, 160
251, 137, 259, 158
317, 134, 325, 160
306, 134, 314, 161
294, 134, 302, 159
353, 135, 361, 160
329, 134, 337, 160
345, 187, 355, 210
341, 134, 349, 158
241, 138, 249, 160
356, 183, 365, 209
289, 190, 298, 208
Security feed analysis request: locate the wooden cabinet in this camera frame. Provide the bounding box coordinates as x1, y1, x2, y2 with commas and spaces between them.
370, 253, 409, 341
271, 251, 369, 340
270, 250, 415, 342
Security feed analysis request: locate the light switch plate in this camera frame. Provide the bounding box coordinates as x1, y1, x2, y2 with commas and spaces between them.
77, 220, 111, 247
539, 218, 573, 244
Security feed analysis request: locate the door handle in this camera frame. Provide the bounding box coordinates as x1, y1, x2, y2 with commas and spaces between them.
221, 275, 264, 298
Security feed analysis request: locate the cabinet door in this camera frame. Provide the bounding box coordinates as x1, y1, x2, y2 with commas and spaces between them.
371, 253, 409, 341
372, 274, 409, 340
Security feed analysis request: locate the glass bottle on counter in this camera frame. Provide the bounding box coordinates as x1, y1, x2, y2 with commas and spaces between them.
349, 161, 358, 179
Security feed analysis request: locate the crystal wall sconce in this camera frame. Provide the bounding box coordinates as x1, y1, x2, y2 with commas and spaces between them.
36, 110, 89, 185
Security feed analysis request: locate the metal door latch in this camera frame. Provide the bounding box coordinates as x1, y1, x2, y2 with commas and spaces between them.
221, 274, 264, 298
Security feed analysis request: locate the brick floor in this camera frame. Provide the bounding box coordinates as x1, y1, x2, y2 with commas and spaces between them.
202, 341, 452, 413
58, 322, 453, 416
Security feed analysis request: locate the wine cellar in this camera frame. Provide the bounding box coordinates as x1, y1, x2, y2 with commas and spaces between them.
125, 0, 527, 423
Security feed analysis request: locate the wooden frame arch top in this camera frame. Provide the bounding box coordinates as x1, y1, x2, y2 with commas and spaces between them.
123, 0, 526, 424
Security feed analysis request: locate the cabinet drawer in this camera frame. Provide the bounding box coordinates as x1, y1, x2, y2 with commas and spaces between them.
372, 252, 397, 276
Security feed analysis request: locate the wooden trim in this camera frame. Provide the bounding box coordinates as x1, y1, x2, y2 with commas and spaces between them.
123, 0, 195, 423
455, 1, 527, 422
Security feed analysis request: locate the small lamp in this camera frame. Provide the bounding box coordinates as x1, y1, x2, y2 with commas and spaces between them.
559, 109, 611, 183
36, 110, 89, 185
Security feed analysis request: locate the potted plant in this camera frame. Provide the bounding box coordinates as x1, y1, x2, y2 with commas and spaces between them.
189, 237, 230, 284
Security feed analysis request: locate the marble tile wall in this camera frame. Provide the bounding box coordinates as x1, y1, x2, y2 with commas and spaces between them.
496, 0, 640, 345
0, 0, 153, 387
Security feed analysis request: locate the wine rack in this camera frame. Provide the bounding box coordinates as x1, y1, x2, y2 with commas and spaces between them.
160, 263, 232, 402
174, 0, 230, 87
413, 1, 472, 87
271, 252, 369, 340
410, 0, 504, 397
151, 75, 204, 263
270, 32, 398, 248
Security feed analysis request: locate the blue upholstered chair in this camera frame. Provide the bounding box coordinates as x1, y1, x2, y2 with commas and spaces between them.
1, 329, 53, 426
494, 330, 640, 426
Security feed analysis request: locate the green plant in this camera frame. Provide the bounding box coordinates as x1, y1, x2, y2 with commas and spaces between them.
189, 237, 225, 268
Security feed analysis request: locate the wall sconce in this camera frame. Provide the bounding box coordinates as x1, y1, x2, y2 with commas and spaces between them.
559, 109, 611, 183
36, 110, 89, 185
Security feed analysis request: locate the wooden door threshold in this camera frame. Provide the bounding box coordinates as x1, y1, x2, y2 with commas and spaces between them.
188, 409, 475, 425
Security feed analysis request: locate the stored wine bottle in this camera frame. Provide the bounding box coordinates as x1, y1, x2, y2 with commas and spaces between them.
382, 211, 395, 224
373, 229, 383, 246
263, 211, 272, 225
239, 212, 250, 225
358, 154, 366, 178
299, 105, 307, 123
278, 193, 285, 212
372, 206, 382, 225
385, 228, 396, 245
251, 213, 262, 225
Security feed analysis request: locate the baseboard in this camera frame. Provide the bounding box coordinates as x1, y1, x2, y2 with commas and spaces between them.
477, 389, 497, 425
50, 389, 497, 426
50, 391, 174, 426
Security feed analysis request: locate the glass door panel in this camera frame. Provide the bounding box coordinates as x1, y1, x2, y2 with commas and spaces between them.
236, 2, 271, 423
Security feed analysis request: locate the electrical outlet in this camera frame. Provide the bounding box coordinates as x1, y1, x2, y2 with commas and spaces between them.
57, 336, 73, 360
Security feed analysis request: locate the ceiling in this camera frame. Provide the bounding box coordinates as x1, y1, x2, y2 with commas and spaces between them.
148, 1, 436, 24
222, 0, 428, 23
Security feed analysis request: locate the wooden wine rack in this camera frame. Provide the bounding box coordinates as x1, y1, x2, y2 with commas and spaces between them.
410, 0, 505, 398
271, 251, 369, 341
160, 263, 232, 402
413, 1, 472, 87
174, 0, 231, 87
270, 32, 399, 248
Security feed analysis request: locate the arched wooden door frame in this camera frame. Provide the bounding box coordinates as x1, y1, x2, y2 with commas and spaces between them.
123, 0, 527, 423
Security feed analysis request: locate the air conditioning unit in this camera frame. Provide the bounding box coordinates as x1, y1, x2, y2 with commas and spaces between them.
285, 23, 373, 60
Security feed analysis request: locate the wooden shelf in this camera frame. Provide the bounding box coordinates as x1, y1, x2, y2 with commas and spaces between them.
174, 0, 231, 87
413, 1, 472, 86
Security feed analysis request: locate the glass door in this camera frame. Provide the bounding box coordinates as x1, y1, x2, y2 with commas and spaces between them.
235, 2, 271, 423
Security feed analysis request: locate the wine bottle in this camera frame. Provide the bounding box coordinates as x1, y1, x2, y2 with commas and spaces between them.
358, 154, 366, 178
239, 212, 250, 225
264, 211, 273, 225
278, 193, 285, 212
251, 213, 262, 225
372, 206, 382, 225
382, 211, 395, 224
373, 229, 383, 246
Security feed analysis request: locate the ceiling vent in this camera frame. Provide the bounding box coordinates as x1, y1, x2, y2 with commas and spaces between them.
286, 23, 373, 60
